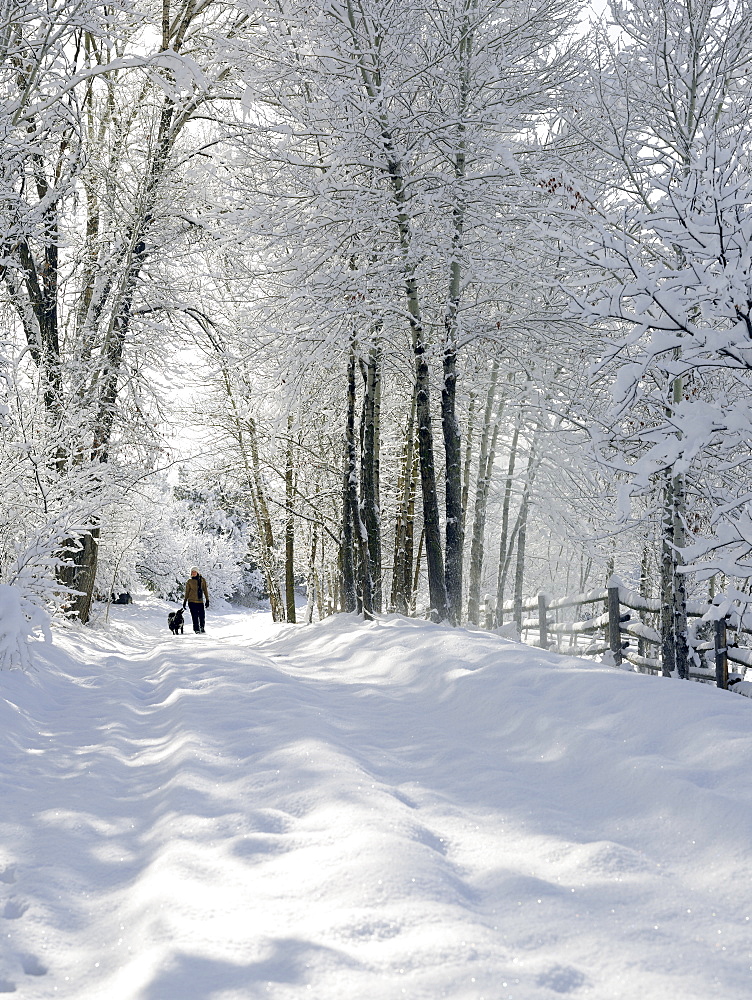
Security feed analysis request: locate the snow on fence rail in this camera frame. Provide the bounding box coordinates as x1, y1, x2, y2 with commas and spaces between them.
485, 581, 752, 693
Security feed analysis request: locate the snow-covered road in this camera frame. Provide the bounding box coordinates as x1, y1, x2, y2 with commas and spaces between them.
1, 601, 751, 999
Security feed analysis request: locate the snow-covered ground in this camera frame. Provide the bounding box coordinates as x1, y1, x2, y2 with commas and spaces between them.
1, 599, 751, 1000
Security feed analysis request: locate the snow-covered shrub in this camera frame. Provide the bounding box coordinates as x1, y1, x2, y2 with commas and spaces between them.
0, 468, 102, 667
0, 581, 51, 670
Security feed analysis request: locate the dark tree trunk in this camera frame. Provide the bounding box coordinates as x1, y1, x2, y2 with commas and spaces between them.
442, 338, 463, 625
411, 279, 448, 622
660, 470, 676, 676
342, 346, 361, 613
59, 526, 100, 624
672, 472, 689, 678
391, 388, 418, 615
361, 342, 382, 612
441, 3, 473, 627
285, 418, 296, 623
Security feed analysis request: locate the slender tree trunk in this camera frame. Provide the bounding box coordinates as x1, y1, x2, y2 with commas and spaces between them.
670, 367, 689, 678
390, 388, 418, 615
639, 543, 651, 659
342, 351, 358, 613
411, 284, 448, 621
347, 345, 373, 616
496, 429, 540, 628
494, 418, 521, 627
285, 417, 296, 624
316, 531, 326, 622
441, 0, 475, 627
410, 526, 425, 616
672, 471, 689, 678
403, 443, 419, 611
513, 491, 529, 633
361, 340, 382, 612
660, 471, 675, 676
442, 257, 463, 625
442, 333, 463, 625
660, 370, 691, 677
466, 361, 500, 623
461, 392, 477, 541
305, 522, 318, 624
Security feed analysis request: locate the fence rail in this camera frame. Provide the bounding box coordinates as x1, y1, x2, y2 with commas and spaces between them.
488, 579, 752, 692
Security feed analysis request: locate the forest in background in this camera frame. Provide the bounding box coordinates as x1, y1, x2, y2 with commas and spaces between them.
3, 0, 752, 674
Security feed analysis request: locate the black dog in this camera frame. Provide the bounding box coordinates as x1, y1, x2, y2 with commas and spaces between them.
168, 608, 185, 635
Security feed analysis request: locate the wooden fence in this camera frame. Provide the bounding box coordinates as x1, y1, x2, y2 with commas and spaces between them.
488, 581, 752, 690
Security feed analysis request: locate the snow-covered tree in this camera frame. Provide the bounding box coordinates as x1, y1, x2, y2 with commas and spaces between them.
550, 0, 752, 674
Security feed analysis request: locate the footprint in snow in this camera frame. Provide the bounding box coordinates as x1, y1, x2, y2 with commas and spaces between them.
2, 900, 28, 921
537, 965, 588, 994
2, 900, 27, 921
0, 977, 16, 993
0, 868, 15, 886
19, 955, 47, 977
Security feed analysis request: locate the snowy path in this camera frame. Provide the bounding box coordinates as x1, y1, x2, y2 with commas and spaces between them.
1, 602, 752, 999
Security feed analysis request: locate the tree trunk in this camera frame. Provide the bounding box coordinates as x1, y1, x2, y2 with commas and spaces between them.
348, 344, 373, 615
305, 522, 318, 624
410, 526, 426, 616
461, 392, 477, 540
411, 282, 448, 622
494, 418, 521, 627
390, 387, 418, 615
285, 417, 296, 623
660, 369, 691, 677
672, 470, 689, 679
442, 334, 463, 625
361, 341, 382, 612
513, 491, 529, 633
496, 427, 540, 629
639, 543, 651, 659
342, 346, 360, 613
441, 0, 475, 627
61, 526, 100, 624
403, 443, 419, 612
466, 361, 500, 623
660, 471, 675, 676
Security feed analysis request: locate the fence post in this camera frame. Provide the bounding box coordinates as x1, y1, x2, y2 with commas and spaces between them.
538, 593, 548, 649
714, 618, 728, 689
608, 583, 623, 666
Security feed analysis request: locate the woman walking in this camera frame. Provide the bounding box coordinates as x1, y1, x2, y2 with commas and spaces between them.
183, 567, 210, 633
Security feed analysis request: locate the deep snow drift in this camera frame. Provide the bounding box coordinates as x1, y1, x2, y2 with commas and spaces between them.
1, 599, 751, 1000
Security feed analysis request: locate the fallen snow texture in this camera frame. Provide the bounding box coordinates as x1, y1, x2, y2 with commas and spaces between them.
1, 600, 752, 1000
